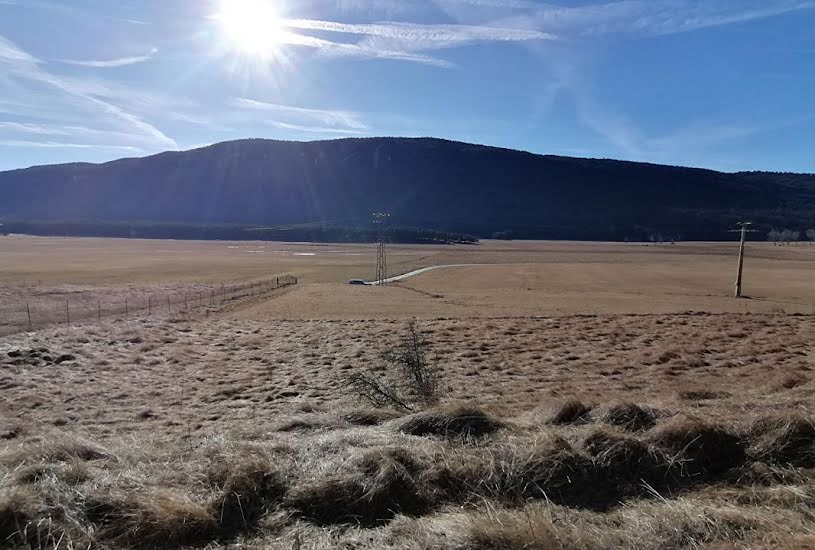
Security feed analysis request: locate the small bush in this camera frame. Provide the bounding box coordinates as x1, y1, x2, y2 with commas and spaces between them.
550, 399, 593, 425
346, 321, 441, 411
397, 405, 505, 439
602, 403, 658, 431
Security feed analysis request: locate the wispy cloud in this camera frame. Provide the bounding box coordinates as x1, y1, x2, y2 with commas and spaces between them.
635, 1, 815, 36
283, 19, 554, 47
317, 1, 815, 39
56, 48, 158, 68
266, 121, 368, 135
274, 18, 553, 66
0, 121, 165, 143
0, 35, 36, 63
0, 139, 141, 153
0, 33, 176, 152
229, 97, 369, 131
520, 1, 815, 38
265, 1, 814, 67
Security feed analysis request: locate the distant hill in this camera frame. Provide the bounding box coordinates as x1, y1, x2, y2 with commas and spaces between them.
1, 137, 813, 241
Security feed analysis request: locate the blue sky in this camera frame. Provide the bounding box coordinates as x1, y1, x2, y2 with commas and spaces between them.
0, 0, 813, 173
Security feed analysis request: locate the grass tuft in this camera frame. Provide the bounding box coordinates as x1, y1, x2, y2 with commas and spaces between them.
456, 508, 568, 550
550, 399, 593, 425
286, 446, 430, 526
601, 403, 657, 431
343, 408, 402, 426
0, 486, 43, 547
648, 418, 746, 477
750, 415, 815, 468
397, 404, 505, 439
84, 491, 217, 549
213, 461, 288, 535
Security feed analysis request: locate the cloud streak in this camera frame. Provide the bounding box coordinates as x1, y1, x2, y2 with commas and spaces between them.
0, 34, 176, 152
0, 139, 141, 152
283, 19, 555, 47
520, 0, 815, 38
56, 48, 158, 68
266, 121, 368, 135
229, 97, 369, 131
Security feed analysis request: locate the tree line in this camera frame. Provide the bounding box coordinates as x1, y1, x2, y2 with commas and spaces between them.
767, 228, 815, 245
0, 220, 479, 245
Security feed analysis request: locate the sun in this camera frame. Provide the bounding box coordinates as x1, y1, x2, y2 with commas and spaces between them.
216, 0, 285, 57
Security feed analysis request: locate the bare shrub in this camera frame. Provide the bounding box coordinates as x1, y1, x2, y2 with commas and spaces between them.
346, 371, 412, 411
346, 321, 441, 411
383, 321, 439, 404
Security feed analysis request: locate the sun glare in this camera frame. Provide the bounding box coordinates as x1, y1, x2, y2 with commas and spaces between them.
217, 0, 284, 57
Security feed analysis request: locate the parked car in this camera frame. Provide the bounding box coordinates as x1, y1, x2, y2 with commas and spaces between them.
348, 279, 367, 285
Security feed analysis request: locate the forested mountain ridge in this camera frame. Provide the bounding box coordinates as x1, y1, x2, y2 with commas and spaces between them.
1, 137, 813, 241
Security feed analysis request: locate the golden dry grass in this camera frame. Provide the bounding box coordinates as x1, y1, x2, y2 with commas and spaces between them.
1, 235, 814, 549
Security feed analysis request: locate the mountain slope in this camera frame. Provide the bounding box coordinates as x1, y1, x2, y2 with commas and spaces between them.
1, 137, 813, 240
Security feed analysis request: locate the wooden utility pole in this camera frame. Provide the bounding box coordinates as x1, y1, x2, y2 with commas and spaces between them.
730, 222, 757, 298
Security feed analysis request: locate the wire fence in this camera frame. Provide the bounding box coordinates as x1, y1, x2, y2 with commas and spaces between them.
0, 275, 297, 336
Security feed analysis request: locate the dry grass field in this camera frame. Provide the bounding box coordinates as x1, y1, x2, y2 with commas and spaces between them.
1, 235, 814, 549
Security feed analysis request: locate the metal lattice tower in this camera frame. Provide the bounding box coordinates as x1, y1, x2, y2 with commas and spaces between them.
373, 212, 390, 285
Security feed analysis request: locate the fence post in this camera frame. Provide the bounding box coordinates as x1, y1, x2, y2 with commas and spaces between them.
148, 296, 152, 316
125, 298, 128, 317
167, 296, 171, 312
210, 289, 214, 305
184, 292, 188, 310
98, 301, 101, 322
26, 301, 32, 331
66, 300, 70, 325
